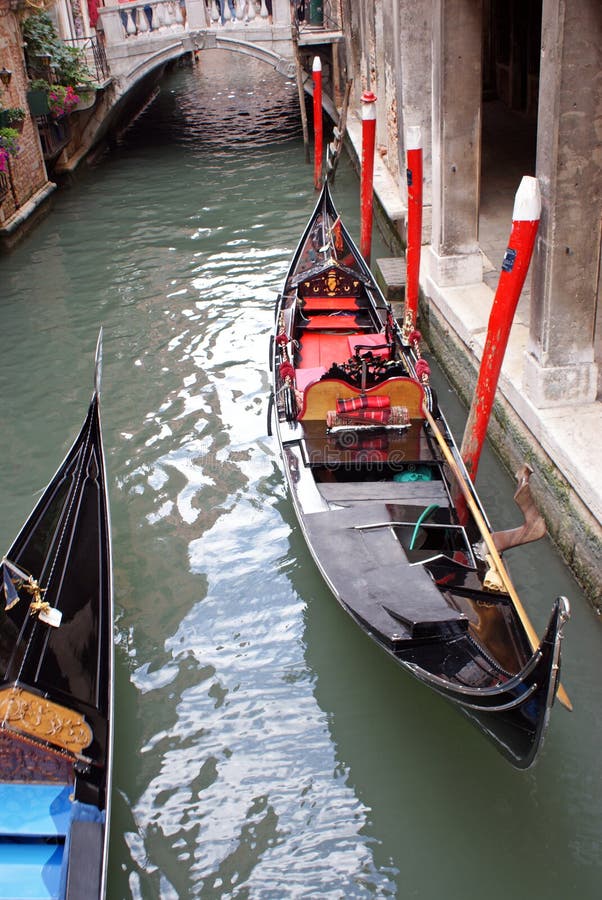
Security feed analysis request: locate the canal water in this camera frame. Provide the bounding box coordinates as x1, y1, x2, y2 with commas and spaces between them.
1, 52, 601, 899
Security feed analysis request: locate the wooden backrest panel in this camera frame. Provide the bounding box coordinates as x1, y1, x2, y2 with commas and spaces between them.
298, 377, 426, 421
297, 268, 362, 298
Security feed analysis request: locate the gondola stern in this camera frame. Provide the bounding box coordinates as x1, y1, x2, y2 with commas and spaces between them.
466, 595, 570, 768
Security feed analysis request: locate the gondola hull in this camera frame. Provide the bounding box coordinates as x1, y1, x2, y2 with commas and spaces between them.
271, 184, 568, 768
0, 340, 113, 898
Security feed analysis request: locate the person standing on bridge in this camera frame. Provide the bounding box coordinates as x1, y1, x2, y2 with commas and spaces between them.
216, 0, 236, 24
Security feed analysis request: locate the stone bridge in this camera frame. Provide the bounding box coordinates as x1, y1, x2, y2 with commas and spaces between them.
59, 1, 342, 172
97, 0, 341, 88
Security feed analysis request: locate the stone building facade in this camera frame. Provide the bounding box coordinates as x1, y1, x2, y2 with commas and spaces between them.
339, 0, 601, 406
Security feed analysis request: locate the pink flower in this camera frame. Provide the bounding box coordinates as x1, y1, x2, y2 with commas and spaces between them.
48, 85, 80, 119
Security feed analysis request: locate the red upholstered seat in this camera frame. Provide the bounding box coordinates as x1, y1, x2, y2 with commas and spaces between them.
302, 314, 361, 330
302, 296, 361, 312
295, 366, 327, 391
297, 333, 361, 368
348, 333, 391, 358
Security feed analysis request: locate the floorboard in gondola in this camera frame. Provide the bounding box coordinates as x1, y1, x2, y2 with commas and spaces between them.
302, 502, 467, 648
299, 420, 442, 469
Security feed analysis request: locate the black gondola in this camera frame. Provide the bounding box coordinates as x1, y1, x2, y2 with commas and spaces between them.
270, 183, 570, 769
0, 332, 113, 898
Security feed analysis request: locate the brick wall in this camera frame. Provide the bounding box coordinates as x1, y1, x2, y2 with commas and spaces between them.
0, 13, 50, 227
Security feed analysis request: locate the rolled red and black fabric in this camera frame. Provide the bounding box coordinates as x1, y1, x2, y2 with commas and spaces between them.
336, 394, 391, 413
326, 406, 409, 429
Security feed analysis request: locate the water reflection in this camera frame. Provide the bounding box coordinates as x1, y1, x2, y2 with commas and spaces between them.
104, 52, 397, 898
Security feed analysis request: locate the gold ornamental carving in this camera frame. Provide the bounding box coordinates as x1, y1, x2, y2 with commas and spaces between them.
0, 687, 92, 756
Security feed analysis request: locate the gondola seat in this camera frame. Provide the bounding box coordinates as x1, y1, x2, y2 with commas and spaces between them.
348, 333, 392, 358
296, 332, 361, 368
300, 314, 369, 331
301, 296, 361, 312
294, 366, 327, 392
297, 377, 426, 422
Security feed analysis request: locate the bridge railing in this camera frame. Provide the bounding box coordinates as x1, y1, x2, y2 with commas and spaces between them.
99, 1, 204, 46
99, 0, 295, 46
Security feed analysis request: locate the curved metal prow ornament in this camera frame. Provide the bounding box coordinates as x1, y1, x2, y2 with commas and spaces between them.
95, 327, 103, 397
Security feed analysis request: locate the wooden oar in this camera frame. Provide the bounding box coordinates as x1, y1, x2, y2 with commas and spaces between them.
423, 405, 572, 711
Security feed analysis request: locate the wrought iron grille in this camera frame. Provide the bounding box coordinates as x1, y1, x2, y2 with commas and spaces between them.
64, 35, 110, 84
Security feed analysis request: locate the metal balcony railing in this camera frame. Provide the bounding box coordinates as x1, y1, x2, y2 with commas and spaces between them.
64, 35, 110, 84
0, 171, 9, 202
36, 115, 71, 160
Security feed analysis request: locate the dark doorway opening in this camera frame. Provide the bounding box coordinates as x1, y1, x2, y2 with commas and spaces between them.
480, 0, 541, 291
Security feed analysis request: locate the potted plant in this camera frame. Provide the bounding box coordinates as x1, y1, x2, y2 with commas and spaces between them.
0, 126, 20, 173
27, 78, 51, 116
0, 107, 27, 131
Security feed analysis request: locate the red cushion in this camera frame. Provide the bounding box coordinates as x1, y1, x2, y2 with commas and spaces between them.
295, 366, 327, 391
297, 333, 361, 368
303, 315, 360, 330
336, 395, 391, 412
302, 296, 360, 312
348, 333, 391, 358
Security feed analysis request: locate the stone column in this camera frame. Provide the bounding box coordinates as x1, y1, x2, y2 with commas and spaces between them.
98, 7, 126, 46
523, 0, 601, 406
428, 0, 483, 286
396, 0, 433, 241
273, 0, 291, 26
187, 0, 209, 28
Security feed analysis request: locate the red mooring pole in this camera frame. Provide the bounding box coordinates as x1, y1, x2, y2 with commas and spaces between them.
359, 90, 377, 264
312, 57, 323, 190
405, 125, 423, 327
460, 175, 542, 482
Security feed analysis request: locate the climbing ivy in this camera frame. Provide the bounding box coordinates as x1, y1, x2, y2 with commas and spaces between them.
21, 12, 92, 87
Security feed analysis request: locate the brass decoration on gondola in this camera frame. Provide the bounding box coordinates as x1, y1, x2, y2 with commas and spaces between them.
2, 564, 62, 627
401, 308, 414, 345
0, 687, 92, 756
483, 555, 505, 592
303, 270, 360, 297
